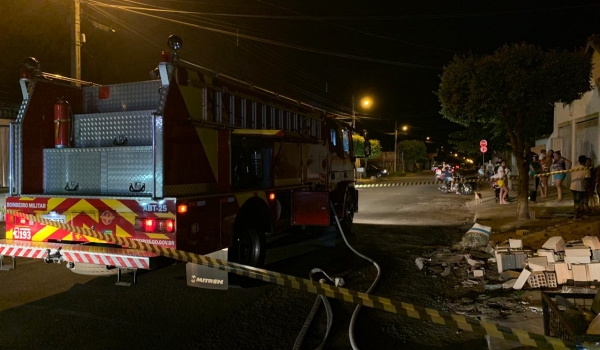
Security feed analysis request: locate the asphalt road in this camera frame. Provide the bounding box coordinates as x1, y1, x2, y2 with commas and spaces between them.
0, 176, 483, 349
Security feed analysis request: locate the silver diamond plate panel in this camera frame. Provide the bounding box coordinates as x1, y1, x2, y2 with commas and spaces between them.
154, 115, 164, 198
73, 110, 154, 147
44, 149, 102, 194
43, 146, 153, 197
106, 147, 154, 196
83, 81, 162, 113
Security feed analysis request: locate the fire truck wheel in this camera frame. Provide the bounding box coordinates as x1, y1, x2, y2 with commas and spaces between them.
231, 226, 266, 267
340, 191, 355, 235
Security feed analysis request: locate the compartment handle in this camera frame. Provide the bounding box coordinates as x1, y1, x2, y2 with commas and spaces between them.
129, 182, 146, 192
65, 182, 79, 191
113, 136, 128, 146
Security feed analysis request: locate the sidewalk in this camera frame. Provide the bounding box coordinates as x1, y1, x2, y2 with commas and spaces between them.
465, 181, 576, 231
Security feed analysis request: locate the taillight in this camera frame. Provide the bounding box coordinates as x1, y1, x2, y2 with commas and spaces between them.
165, 220, 174, 233
177, 204, 187, 214
136, 218, 175, 233
143, 219, 156, 232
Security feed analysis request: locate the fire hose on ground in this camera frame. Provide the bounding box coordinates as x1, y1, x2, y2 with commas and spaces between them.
293, 201, 382, 350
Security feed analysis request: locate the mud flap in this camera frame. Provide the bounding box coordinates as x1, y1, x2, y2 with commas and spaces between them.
186, 248, 228, 290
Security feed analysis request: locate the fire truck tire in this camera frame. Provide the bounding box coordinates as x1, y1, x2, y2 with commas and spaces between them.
230, 226, 266, 267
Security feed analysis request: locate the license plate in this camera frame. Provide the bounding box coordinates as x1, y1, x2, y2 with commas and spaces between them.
41, 213, 67, 224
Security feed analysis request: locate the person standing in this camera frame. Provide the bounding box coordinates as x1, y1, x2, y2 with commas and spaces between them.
529, 154, 541, 202
539, 149, 554, 198
570, 155, 591, 219
584, 158, 596, 212
551, 150, 572, 202
492, 161, 509, 204
486, 160, 495, 187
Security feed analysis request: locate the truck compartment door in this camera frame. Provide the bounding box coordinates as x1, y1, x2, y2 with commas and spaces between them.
291, 191, 330, 226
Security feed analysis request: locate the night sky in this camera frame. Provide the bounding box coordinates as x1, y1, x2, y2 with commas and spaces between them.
3, 0, 600, 151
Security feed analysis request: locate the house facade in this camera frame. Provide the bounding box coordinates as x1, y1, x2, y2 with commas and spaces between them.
552, 37, 600, 167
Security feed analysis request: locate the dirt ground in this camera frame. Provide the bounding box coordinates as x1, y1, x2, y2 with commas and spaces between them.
490, 210, 600, 249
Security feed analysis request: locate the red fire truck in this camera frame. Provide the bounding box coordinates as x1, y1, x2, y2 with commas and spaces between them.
0, 36, 361, 285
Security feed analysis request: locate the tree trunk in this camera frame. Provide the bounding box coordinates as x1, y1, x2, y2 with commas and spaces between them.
516, 157, 530, 220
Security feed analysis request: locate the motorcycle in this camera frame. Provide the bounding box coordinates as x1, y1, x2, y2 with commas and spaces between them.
438, 172, 475, 195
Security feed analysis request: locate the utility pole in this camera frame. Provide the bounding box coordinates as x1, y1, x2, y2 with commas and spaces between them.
402, 151, 405, 173
352, 95, 355, 129
72, 0, 81, 84
394, 120, 397, 173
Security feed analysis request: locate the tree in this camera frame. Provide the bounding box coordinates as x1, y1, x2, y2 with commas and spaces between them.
398, 140, 427, 172
353, 134, 382, 159
448, 121, 510, 156
438, 43, 592, 219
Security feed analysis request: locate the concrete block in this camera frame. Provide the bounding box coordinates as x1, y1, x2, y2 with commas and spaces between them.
545, 272, 558, 288
472, 269, 484, 277
528, 256, 548, 267
572, 264, 589, 282
554, 262, 572, 285
543, 236, 565, 252
565, 246, 591, 257
537, 249, 555, 263
546, 262, 555, 272
565, 256, 591, 268
513, 269, 531, 290
588, 263, 600, 282
509, 238, 523, 249
528, 272, 547, 288
583, 236, 600, 250
495, 252, 503, 273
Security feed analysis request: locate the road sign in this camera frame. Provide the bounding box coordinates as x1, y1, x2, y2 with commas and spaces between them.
480, 146, 488, 153
480, 140, 487, 147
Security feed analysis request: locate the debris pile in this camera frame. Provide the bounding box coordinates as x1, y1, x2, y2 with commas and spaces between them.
445, 296, 533, 320
495, 235, 600, 290
415, 247, 492, 285
454, 223, 491, 250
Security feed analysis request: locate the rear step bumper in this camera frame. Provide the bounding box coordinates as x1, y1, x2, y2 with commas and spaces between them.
0, 239, 158, 270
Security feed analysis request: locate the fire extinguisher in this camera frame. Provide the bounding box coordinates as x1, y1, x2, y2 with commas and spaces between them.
54, 98, 72, 148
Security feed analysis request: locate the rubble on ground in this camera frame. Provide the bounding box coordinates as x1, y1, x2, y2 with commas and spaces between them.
414, 223, 600, 325
416, 225, 600, 341
454, 223, 491, 250
418, 222, 600, 291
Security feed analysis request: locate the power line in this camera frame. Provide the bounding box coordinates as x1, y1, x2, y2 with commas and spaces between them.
84, 2, 600, 20
255, 0, 459, 54
87, 1, 441, 70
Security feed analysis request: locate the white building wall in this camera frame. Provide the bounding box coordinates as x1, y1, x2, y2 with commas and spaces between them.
552, 50, 600, 165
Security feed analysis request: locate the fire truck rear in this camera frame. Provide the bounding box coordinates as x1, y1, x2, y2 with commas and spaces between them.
1, 36, 361, 285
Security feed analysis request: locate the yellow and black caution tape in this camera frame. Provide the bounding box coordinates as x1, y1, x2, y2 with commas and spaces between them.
533, 167, 591, 177
355, 176, 516, 188
0, 207, 572, 349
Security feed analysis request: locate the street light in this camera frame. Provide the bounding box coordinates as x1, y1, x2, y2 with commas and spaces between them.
352, 95, 373, 128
